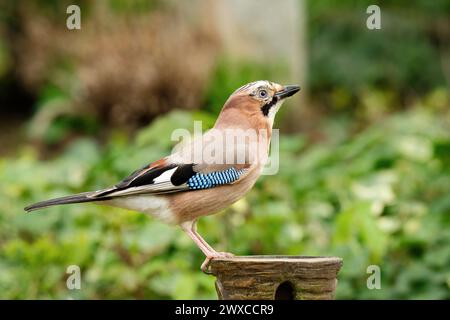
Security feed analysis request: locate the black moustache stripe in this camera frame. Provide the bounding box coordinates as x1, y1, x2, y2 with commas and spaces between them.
261, 96, 279, 116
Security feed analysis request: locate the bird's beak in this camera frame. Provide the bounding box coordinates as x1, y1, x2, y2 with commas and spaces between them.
275, 85, 301, 99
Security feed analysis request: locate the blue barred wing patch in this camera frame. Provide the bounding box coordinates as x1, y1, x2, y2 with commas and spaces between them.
187, 168, 246, 190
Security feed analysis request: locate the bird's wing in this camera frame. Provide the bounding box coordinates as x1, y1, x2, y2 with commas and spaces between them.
89, 157, 252, 199
25, 140, 257, 212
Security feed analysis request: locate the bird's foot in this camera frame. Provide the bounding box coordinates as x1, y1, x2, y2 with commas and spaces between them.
216, 251, 235, 258
200, 252, 235, 273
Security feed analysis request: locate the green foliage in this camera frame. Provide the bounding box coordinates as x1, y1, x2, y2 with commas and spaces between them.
1, 105, 449, 299
308, 0, 448, 113
108, 0, 163, 14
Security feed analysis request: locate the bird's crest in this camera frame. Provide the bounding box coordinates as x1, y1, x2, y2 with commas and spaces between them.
232, 80, 272, 95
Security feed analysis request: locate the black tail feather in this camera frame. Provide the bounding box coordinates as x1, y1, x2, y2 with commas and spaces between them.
24, 191, 104, 212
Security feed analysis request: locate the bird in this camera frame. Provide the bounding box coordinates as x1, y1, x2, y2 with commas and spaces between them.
24, 80, 300, 271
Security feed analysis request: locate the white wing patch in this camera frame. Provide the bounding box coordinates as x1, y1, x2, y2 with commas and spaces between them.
103, 166, 189, 197
152, 167, 178, 184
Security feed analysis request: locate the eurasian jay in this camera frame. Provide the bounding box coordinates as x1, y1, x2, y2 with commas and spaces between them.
25, 80, 300, 270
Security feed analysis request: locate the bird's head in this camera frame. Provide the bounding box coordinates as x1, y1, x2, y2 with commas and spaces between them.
219, 80, 300, 128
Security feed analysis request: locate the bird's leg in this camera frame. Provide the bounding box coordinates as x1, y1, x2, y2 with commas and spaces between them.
181, 221, 216, 256
191, 220, 234, 258
190, 220, 216, 253
181, 220, 234, 272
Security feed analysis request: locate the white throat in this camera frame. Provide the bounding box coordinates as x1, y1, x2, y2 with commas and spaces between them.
267, 99, 284, 125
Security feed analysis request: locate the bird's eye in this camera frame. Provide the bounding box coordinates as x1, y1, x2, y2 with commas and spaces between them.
258, 89, 268, 99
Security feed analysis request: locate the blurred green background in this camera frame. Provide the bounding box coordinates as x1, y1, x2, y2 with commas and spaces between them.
0, 0, 449, 299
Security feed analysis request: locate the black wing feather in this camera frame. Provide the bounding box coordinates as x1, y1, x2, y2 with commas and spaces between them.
116, 164, 177, 189
92, 163, 195, 198
170, 164, 196, 186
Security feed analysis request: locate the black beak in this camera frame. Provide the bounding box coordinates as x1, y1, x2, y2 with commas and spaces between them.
275, 85, 301, 99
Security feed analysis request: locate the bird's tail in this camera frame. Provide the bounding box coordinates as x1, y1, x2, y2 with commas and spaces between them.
24, 191, 107, 212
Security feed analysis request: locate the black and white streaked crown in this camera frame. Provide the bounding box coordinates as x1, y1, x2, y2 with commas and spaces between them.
232, 80, 273, 95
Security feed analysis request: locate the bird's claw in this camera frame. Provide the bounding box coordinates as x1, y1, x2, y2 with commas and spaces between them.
201, 252, 235, 274
201, 257, 213, 273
